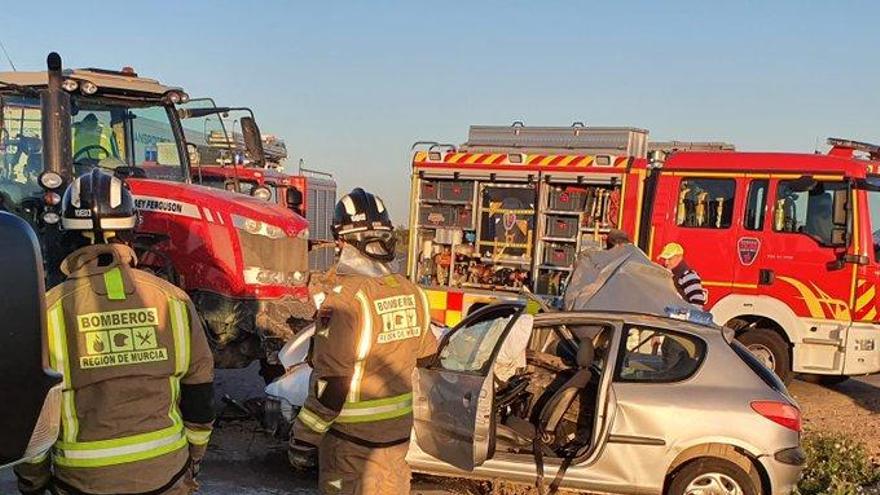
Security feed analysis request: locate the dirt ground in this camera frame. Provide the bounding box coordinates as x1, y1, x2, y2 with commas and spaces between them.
1, 370, 877, 494
789, 374, 880, 464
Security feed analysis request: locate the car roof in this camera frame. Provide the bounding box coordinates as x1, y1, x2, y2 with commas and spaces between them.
533, 309, 722, 335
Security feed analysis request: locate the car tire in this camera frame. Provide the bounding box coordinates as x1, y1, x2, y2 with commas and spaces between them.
736, 328, 793, 384
667, 458, 759, 495
800, 374, 849, 387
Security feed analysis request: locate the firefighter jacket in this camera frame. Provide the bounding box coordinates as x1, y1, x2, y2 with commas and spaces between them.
14, 243, 214, 495
293, 259, 438, 448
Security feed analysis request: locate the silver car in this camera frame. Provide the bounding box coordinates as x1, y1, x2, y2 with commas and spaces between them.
406, 303, 804, 495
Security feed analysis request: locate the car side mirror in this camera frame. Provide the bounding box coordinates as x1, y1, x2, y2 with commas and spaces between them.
240, 117, 265, 167
286, 187, 303, 212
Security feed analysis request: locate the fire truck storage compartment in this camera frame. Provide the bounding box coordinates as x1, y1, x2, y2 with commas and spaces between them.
438, 180, 474, 202
419, 205, 473, 229
420, 180, 439, 200
543, 242, 575, 267
549, 187, 588, 212
545, 214, 579, 239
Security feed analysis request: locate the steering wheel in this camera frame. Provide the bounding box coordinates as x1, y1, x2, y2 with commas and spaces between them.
73, 144, 112, 163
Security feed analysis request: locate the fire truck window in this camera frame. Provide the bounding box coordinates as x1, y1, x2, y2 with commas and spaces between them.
0, 96, 44, 216
866, 188, 880, 262
676, 178, 735, 229
774, 180, 847, 246
745, 180, 769, 231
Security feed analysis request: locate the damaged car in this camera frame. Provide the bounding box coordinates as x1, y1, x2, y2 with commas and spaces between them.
267, 245, 805, 494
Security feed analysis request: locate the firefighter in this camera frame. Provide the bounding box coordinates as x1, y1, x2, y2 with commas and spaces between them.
72, 113, 116, 160
14, 169, 214, 495
290, 188, 438, 495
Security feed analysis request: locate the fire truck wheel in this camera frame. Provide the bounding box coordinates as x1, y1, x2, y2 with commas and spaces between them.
736, 328, 792, 384
799, 374, 850, 387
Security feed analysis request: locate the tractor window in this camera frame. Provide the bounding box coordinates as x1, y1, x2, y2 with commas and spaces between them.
774, 180, 848, 246
128, 105, 184, 181
69, 100, 184, 181
0, 96, 44, 215
744, 180, 769, 231
675, 178, 735, 229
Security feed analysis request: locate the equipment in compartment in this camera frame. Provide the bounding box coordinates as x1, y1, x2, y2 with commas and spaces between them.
545, 215, 578, 239
419, 205, 473, 229
543, 243, 575, 267
420, 180, 439, 200
549, 187, 587, 212
438, 180, 474, 202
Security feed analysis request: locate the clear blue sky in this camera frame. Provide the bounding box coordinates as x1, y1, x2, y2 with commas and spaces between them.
3, 1, 878, 221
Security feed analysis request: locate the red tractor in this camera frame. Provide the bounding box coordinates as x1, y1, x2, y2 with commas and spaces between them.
0, 54, 313, 373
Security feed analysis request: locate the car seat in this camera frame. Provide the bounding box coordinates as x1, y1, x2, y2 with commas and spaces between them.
536, 339, 595, 446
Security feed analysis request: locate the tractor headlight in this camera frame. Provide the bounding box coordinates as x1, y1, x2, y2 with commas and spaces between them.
231, 214, 286, 239
39, 172, 63, 190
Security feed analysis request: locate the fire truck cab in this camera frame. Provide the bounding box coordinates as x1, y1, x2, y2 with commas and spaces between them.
649, 140, 880, 383
408, 124, 880, 383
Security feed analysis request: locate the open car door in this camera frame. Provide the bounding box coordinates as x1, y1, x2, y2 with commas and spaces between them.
413, 303, 528, 471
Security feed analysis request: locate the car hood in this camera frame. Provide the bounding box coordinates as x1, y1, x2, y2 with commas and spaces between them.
128, 178, 308, 236
563, 244, 700, 316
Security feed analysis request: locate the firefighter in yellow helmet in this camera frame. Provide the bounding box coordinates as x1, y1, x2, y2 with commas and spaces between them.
290, 188, 438, 495
14, 169, 214, 495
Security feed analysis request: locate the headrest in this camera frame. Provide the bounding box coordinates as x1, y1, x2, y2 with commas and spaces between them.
576, 340, 595, 368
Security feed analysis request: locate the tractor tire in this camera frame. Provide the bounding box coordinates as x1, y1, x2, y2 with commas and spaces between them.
736, 327, 793, 385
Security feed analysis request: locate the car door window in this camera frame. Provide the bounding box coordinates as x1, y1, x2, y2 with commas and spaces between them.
439, 306, 519, 373
617, 326, 705, 382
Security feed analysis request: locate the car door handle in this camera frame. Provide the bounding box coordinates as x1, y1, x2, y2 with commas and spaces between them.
759, 269, 774, 285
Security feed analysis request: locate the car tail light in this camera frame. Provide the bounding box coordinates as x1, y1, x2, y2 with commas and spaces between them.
751, 400, 801, 432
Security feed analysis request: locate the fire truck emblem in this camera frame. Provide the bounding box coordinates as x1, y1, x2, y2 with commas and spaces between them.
737, 237, 760, 266
503, 212, 517, 231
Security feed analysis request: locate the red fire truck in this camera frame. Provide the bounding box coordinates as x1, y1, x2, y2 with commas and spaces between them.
0, 57, 312, 371
408, 124, 880, 383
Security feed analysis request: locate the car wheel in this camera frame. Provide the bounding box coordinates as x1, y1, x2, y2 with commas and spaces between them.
736, 328, 792, 384
800, 374, 849, 387
668, 458, 759, 495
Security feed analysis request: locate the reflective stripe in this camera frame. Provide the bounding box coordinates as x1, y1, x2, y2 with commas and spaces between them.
54, 427, 186, 468
168, 298, 191, 375
337, 392, 413, 424
47, 304, 78, 442
347, 291, 373, 403
417, 288, 431, 335
297, 407, 332, 433
103, 267, 126, 300
167, 298, 188, 435
185, 428, 211, 446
